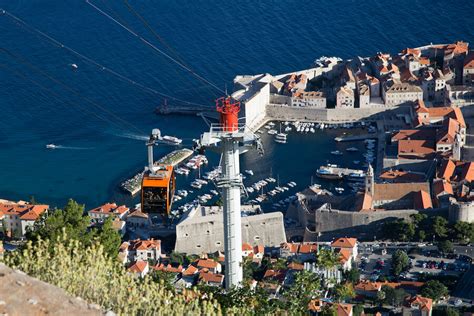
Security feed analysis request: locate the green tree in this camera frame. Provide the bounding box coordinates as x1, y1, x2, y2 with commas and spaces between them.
430, 216, 449, 241
320, 304, 337, 316
382, 219, 415, 241
353, 304, 364, 316
376, 289, 386, 304
437, 240, 453, 254
92, 217, 121, 258
343, 268, 360, 284
444, 307, 460, 316
26, 199, 91, 245
283, 270, 321, 314
453, 221, 474, 244
381, 285, 407, 307
333, 282, 355, 302
317, 248, 340, 269
421, 280, 448, 301
170, 251, 186, 265
391, 250, 409, 276
150, 270, 175, 290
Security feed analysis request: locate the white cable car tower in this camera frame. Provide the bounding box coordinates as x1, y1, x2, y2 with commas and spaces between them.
197, 96, 263, 289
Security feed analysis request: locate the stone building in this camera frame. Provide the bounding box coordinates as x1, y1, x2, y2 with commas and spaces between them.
336, 85, 355, 108
175, 205, 286, 255
291, 91, 326, 108
382, 80, 423, 106
463, 51, 474, 85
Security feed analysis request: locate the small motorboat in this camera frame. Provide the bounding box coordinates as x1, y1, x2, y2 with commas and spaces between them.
346, 147, 359, 152
330, 150, 343, 156
70, 63, 78, 70
46, 144, 57, 149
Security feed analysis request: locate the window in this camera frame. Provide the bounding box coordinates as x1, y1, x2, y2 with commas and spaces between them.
254, 236, 260, 241
215, 241, 221, 246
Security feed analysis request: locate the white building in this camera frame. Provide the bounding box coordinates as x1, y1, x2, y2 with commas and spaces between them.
336, 85, 355, 108
330, 237, 358, 271
88, 203, 129, 222
291, 91, 326, 108
126, 209, 151, 229
119, 239, 162, 264
1, 202, 48, 238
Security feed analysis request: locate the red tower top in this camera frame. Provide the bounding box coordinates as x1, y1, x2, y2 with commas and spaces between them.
216, 96, 240, 132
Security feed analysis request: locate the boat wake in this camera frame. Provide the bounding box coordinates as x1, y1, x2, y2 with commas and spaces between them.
54, 145, 94, 150
112, 132, 149, 141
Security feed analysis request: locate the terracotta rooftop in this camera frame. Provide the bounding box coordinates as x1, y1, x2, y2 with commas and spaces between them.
438, 159, 456, 180
331, 237, 357, 249
196, 259, 219, 269
373, 182, 430, 202
380, 170, 425, 183
127, 209, 148, 219
287, 262, 304, 271
128, 239, 161, 251
153, 263, 183, 273
355, 281, 382, 292
337, 303, 353, 316
128, 260, 148, 273
406, 295, 433, 311
433, 179, 454, 196
242, 243, 253, 252
398, 139, 435, 159
88, 203, 129, 216
298, 243, 318, 254
182, 265, 198, 276
460, 162, 474, 182
413, 190, 433, 209
1, 203, 48, 221
199, 272, 224, 284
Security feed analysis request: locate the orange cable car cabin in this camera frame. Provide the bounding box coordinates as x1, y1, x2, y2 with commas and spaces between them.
141, 164, 175, 216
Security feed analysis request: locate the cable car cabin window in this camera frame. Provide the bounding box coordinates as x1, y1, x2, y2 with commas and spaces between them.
142, 186, 168, 214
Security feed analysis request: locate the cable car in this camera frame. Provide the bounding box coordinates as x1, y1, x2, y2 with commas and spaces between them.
141, 164, 175, 216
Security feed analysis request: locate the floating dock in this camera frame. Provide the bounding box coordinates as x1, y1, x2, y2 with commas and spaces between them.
120, 148, 194, 195
316, 165, 365, 180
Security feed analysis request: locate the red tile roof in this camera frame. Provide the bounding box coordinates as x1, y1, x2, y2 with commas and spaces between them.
406, 295, 433, 312
331, 237, 357, 248
182, 265, 198, 276
242, 243, 253, 251
413, 190, 433, 209
88, 203, 129, 215
433, 179, 454, 196
379, 170, 425, 183
128, 260, 148, 273
1, 203, 48, 221
199, 272, 224, 284
287, 262, 304, 271
460, 162, 474, 182
298, 243, 318, 254
355, 281, 382, 292
197, 259, 219, 269
128, 239, 161, 251
398, 139, 435, 159
254, 245, 264, 254
153, 263, 183, 273
438, 159, 456, 180
337, 303, 353, 316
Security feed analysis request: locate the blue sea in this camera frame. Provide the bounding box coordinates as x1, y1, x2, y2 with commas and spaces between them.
0, 0, 473, 209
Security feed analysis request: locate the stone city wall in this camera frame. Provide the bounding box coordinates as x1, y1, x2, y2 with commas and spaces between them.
266, 104, 410, 123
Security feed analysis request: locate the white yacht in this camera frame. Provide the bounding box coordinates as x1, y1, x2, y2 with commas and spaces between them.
46, 144, 57, 149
